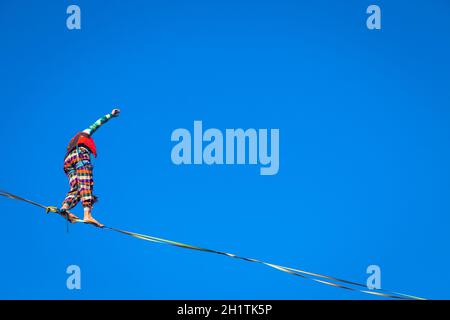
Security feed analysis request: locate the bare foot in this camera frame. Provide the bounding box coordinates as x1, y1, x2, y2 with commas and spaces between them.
58, 209, 79, 223
83, 217, 104, 228
66, 212, 80, 223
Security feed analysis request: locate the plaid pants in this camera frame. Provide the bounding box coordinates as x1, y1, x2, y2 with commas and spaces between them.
62, 148, 95, 209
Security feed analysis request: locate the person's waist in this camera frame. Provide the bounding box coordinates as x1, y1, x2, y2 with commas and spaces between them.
67, 146, 90, 155
77, 146, 91, 154
65, 147, 91, 161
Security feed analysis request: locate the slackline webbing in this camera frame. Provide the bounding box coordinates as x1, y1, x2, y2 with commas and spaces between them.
0, 189, 425, 300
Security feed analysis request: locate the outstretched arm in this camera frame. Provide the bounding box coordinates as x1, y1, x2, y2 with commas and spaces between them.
83, 109, 120, 136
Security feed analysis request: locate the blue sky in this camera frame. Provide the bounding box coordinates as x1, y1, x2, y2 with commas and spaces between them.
0, 0, 449, 299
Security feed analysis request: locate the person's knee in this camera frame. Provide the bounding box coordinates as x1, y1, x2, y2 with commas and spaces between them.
69, 186, 80, 194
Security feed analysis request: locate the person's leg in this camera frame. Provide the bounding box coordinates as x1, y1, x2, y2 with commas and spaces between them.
62, 170, 80, 210
78, 165, 104, 227
82, 206, 103, 227
61, 170, 81, 222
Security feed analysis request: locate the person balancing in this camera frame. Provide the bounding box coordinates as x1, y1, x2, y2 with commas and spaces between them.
59, 109, 121, 227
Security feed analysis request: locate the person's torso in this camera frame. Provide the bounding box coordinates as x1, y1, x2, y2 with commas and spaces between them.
66, 132, 97, 158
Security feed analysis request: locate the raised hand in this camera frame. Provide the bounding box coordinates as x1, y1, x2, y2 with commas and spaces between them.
112, 108, 121, 117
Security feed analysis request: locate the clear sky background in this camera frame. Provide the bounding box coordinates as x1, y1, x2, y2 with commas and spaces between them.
0, 0, 449, 299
